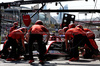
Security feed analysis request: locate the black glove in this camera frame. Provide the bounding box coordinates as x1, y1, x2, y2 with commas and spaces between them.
65, 49, 70, 53
42, 41, 47, 45
44, 42, 48, 45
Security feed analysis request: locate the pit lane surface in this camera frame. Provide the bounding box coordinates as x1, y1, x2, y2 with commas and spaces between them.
0, 56, 100, 66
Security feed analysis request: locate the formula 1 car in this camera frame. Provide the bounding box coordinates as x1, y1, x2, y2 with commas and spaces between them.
24, 34, 68, 59
45, 35, 67, 55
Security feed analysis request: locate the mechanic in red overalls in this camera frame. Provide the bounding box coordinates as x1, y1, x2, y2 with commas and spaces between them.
58, 23, 68, 35
58, 29, 64, 35
9, 22, 18, 33
5, 22, 18, 39
28, 20, 50, 64
1, 22, 19, 59
68, 23, 76, 29
63, 27, 68, 32
64, 23, 76, 56
65, 24, 97, 61
5, 22, 18, 43
0, 27, 27, 61
76, 25, 99, 58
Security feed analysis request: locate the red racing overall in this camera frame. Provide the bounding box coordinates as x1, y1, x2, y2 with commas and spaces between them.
28, 22, 49, 63
65, 27, 97, 61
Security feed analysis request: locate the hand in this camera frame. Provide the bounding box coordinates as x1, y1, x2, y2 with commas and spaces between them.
44, 42, 48, 45
45, 42, 48, 45
42, 41, 48, 45
66, 49, 70, 52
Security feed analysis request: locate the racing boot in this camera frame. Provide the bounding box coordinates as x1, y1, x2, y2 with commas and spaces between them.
69, 57, 79, 61
29, 60, 34, 63
39, 60, 45, 65
6, 58, 15, 61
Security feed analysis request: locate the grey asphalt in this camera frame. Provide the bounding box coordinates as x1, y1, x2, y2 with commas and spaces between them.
0, 38, 100, 66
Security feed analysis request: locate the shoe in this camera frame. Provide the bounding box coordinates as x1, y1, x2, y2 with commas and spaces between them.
96, 55, 100, 59
39, 60, 45, 65
6, 58, 15, 61
69, 57, 79, 61
29, 60, 34, 63
92, 55, 100, 59
92, 54, 97, 58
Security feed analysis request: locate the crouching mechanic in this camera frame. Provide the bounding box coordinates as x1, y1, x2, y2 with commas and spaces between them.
65, 24, 98, 61
0, 27, 27, 61
28, 20, 50, 64
76, 25, 99, 58
1, 22, 19, 58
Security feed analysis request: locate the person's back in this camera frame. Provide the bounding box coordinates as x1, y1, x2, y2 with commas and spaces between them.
83, 28, 95, 39
28, 24, 49, 35
30, 25, 46, 34
76, 25, 98, 49
28, 20, 50, 64
0, 27, 27, 61
65, 27, 86, 40
83, 28, 97, 48
65, 25, 98, 61
8, 29, 24, 40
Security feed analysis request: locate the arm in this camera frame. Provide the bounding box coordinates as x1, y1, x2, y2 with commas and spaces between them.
21, 39, 25, 50
65, 38, 68, 50
28, 27, 32, 32
42, 26, 50, 43
65, 33, 69, 50
24, 33, 29, 42
65, 31, 72, 50
21, 33, 26, 50
46, 32, 50, 43
44, 31, 50, 44
9, 28, 12, 33
16, 39, 19, 44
